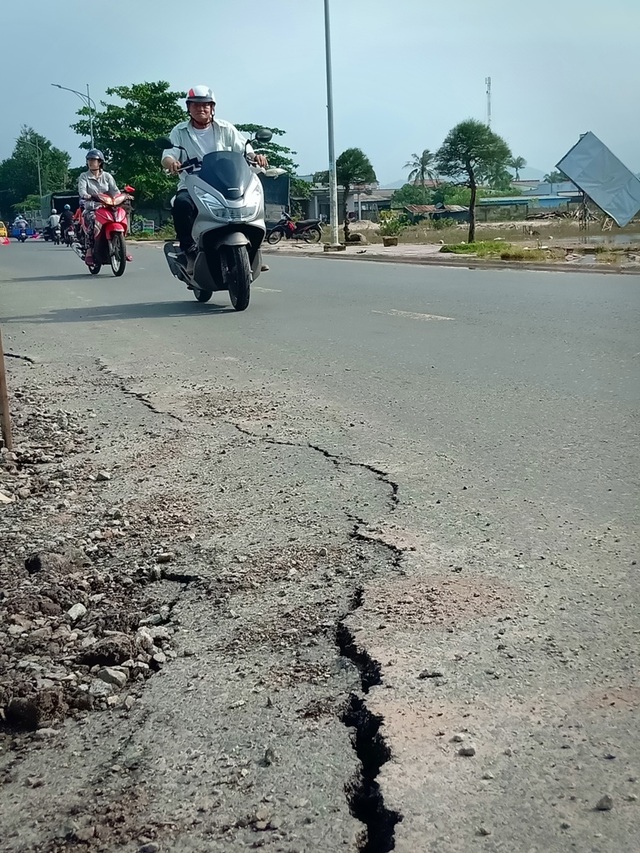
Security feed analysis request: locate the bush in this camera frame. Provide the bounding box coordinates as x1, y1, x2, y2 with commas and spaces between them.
378, 210, 403, 237
429, 217, 457, 230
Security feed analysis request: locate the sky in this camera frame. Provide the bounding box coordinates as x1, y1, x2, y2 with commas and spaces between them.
1, 0, 638, 186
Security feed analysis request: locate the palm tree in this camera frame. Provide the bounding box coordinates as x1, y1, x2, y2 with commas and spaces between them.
508, 155, 527, 180
404, 149, 438, 191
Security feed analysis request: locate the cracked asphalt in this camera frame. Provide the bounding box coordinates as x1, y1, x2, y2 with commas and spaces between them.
1, 241, 639, 852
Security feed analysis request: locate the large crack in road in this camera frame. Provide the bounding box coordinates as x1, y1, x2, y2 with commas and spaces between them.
1, 356, 409, 851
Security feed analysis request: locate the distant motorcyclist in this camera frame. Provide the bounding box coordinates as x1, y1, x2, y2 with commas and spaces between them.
59, 204, 74, 228
161, 85, 268, 274
77, 149, 120, 265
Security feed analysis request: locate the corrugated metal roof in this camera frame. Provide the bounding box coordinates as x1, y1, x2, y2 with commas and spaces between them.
404, 204, 468, 213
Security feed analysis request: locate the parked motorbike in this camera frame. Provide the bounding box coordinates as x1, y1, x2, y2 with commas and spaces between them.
157, 130, 279, 310
73, 188, 134, 276
266, 211, 322, 245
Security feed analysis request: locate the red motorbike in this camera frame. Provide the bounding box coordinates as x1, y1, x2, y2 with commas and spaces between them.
77, 186, 134, 276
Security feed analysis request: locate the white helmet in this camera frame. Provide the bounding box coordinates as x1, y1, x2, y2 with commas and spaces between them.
186, 85, 216, 105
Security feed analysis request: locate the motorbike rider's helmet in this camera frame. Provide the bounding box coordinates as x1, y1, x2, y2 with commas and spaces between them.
86, 148, 105, 166
51, 208, 57, 215
64, 204, 71, 210
186, 85, 216, 106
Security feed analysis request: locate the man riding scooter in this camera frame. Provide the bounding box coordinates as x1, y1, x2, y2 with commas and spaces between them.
161, 85, 269, 275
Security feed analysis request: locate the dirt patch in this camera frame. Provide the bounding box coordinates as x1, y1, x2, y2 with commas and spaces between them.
360, 574, 519, 628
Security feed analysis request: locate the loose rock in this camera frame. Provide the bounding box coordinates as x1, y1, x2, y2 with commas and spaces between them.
596, 795, 613, 811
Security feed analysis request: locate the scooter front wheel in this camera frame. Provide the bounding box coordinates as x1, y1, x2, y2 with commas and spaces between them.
109, 233, 127, 277
266, 228, 283, 245
224, 245, 251, 312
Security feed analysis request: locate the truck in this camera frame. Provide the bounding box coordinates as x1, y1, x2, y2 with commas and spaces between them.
41, 191, 81, 221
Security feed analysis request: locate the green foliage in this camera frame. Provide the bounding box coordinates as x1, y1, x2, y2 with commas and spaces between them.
235, 124, 299, 173
312, 169, 329, 185
436, 120, 512, 186
404, 149, 438, 188
378, 210, 403, 236
71, 81, 186, 209
290, 176, 311, 199
436, 120, 512, 242
0, 127, 71, 216
13, 193, 42, 213
391, 183, 433, 206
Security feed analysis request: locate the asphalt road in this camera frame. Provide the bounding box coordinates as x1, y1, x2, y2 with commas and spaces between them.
1, 240, 639, 852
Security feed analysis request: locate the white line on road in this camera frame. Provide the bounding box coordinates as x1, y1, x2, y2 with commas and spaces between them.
254, 286, 282, 293
372, 309, 454, 321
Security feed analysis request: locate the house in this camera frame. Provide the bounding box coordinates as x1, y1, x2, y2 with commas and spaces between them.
298, 185, 396, 223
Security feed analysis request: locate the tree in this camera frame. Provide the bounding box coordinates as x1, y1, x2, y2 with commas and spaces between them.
404, 149, 438, 190
72, 81, 186, 212
236, 123, 311, 204
234, 124, 299, 173
508, 155, 527, 180
543, 170, 567, 184
336, 148, 376, 241
436, 119, 512, 243
0, 127, 70, 217
391, 183, 434, 207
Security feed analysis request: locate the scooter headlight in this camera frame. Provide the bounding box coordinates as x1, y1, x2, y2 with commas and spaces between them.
193, 187, 228, 220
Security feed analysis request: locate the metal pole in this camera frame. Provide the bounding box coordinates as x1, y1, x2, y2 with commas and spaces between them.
87, 83, 95, 148
0, 329, 13, 451
324, 0, 339, 246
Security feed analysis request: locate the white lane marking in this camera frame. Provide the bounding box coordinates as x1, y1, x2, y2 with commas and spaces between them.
372, 309, 454, 321
254, 286, 282, 293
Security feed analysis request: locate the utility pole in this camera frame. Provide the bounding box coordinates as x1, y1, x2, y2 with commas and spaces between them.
23, 138, 43, 198
485, 76, 492, 128
324, 0, 340, 246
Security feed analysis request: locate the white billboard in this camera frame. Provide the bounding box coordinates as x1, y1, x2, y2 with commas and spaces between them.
556, 132, 640, 227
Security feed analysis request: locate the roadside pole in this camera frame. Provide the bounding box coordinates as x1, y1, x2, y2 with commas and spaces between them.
0, 329, 13, 450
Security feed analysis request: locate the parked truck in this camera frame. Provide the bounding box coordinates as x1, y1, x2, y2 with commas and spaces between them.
41, 191, 81, 221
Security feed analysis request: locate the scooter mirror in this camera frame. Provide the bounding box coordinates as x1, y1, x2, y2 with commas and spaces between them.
253, 129, 273, 144
155, 137, 174, 150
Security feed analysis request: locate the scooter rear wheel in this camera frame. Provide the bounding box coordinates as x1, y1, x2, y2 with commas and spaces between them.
303, 226, 322, 244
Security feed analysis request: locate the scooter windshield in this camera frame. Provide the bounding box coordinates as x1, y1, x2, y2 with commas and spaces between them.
198, 151, 253, 201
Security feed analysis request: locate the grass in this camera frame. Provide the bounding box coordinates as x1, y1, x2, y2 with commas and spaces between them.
439, 240, 510, 257
129, 223, 175, 241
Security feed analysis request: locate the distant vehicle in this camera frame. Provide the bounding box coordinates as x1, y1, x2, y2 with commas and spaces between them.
0, 222, 7, 238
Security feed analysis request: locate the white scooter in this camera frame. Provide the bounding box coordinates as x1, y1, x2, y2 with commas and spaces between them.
157, 130, 284, 311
